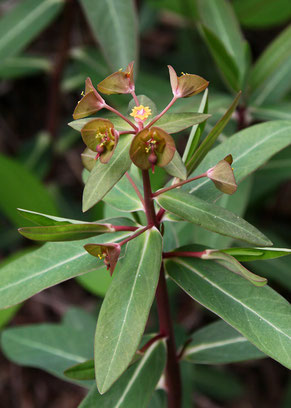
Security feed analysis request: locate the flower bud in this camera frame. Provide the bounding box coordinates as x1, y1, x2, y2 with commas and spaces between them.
84, 243, 121, 276
207, 155, 237, 195
130, 127, 176, 171
97, 61, 135, 95
81, 118, 118, 164
73, 77, 105, 120
168, 65, 209, 98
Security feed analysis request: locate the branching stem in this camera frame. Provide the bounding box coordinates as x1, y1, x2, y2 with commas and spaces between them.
145, 96, 177, 129
152, 172, 207, 197
104, 103, 138, 131
125, 172, 145, 207
119, 225, 151, 247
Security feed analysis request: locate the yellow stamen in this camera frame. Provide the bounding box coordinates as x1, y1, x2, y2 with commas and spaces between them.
130, 105, 152, 121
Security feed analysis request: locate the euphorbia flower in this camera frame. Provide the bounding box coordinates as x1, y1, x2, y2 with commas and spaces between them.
130, 127, 176, 172
130, 105, 152, 122
168, 65, 209, 98
97, 61, 135, 95
84, 243, 121, 276
73, 77, 105, 120
207, 155, 237, 195
81, 118, 118, 164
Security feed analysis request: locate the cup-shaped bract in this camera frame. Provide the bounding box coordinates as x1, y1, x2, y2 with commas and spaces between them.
84, 243, 121, 276
73, 77, 105, 120
168, 65, 209, 98
81, 118, 118, 164
97, 61, 135, 95
207, 155, 237, 195
130, 127, 176, 171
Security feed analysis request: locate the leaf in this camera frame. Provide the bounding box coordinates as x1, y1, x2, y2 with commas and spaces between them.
163, 151, 187, 180
83, 134, 132, 212
249, 25, 291, 106
17, 208, 91, 226
79, 0, 138, 71
186, 92, 241, 175
249, 102, 291, 122
69, 116, 132, 133
76, 264, 112, 297
156, 190, 271, 246
0, 230, 132, 309
103, 172, 144, 212
221, 247, 291, 262
165, 257, 291, 369
1, 307, 95, 385
154, 112, 210, 134
95, 228, 162, 394
65, 360, 95, 381
0, 54, 51, 79
80, 339, 166, 407
183, 319, 265, 364
0, 0, 64, 62
0, 154, 58, 227
187, 120, 291, 202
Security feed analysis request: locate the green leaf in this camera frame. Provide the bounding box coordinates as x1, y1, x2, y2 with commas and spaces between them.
183, 319, 265, 364
165, 257, 291, 369
103, 171, 144, 212
17, 208, 90, 226
69, 116, 133, 133
83, 135, 132, 212
249, 25, 291, 106
0, 154, 58, 227
0, 231, 132, 309
156, 190, 271, 246
79, 0, 138, 71
183, 89, 208, 164
186, 92, 241, 175
0, 54, 51, 79
154, 112, 210, 134
164, 151, 187, 180
221, 247, 291, 262
187, 120, 291, 201
76, 265, 112, 297
65, 360, 95, 381
0, 0, 64, 62
249, 102, 291, 122
80, 339, 166, 407
1, 307, 95, 385
95, 228, 162, 394
233, 0, 291, 28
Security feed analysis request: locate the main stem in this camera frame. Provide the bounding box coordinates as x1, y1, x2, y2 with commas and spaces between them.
142, 170, 182, 408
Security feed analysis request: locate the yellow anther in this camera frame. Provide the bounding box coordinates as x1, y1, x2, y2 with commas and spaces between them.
130, 105, 152, 121
81, 91, 85, 96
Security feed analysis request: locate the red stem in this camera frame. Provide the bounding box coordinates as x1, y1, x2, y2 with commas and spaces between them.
152, 172, 207, 197
125, 172, 145, 207
131, 90, 140, 106
119, 225, 151, 246
163, 251, 205, 259
112, 225, 138, 232
104, 104, 138, 131
145, 96, 177, 129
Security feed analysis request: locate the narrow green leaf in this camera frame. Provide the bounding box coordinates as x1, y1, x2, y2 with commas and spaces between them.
187, 121, 291, 202
79, 0, 138, 71
0, 54, 51, 79
1, 307, 95, 385
0, 154, 58, 227
165, 257, 291, 369
183, 319, 265, 364
221, 247, 291, 262
183, 89, 208, 164
17, 208, 90, 226
0, 231, 132, 309
249, 25, 291, 105
164, 151, 187, 180
69, 116, 132, 133
83, 135, 132, 212
0, 0, 64, 62
156, 190, 271, 246
65, 360, 95, 381
249, 102, 291, 122
76, 264, 112, 298
80, 339, 166, 407
154, 112, 210, 134
186, 92, 241, 175
95, 228, 162, 394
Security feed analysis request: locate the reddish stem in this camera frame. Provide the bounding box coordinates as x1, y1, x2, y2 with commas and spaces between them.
125, 172, 145, 207
131, 90, 140, 106
157, 208, 166, 223
119, 130, 135, 135
145, 96, 177, 129
152, 172, 207, 197
104, 103, 138, 131
112, 225, 138, 232
142, 170, 159, 228
163, 251, 205, 259
119, 225, 151, 247
138, 333, 166, 354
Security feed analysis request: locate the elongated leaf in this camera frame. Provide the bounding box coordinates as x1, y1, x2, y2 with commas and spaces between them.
165, 257, 291, 369
249, 102, 291, 122
0, 0, 64, 62
184, 319, 264, 364
83, 135, 132, 212
221, 247, 291, 262
103, 172, 144, 212
0, 154, 58, 227
80, 339, 166, 407
187, 120, 291, 201
17, 208, 90, 226
249, 25, 291, 105
65, 360, 95, 381
186, 92, 241, 175
1, 308, 95, 385
18, 223, 114, 242
154, 112, 210, 134
0, 54, 51, 79
0, 231, 132, 309
69, 116, 132, 133
95, 228, 162, 394
79, 0, 138, 71
76, 264, 112, 297
164, 151, 187, 180
156, 190, 271, 246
